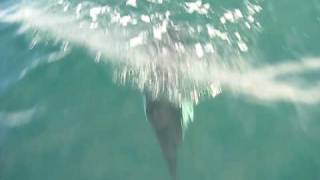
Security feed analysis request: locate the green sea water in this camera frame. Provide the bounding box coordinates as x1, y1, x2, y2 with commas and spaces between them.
1, 0, 320, 180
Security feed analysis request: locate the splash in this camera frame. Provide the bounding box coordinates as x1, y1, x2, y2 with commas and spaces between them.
0, 1, 319, 105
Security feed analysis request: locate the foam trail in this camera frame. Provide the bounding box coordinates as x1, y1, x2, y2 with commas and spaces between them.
253, 58, 320, 79
0, 5, 149, 67
0, 108, 36, 127
1, 5, 320, 105
203, 58, 320, 104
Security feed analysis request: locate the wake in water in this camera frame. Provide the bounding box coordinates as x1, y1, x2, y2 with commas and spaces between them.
1, 0, 320, 178
0, 0, 320, 177
0, 0, 259, 104
1, 0, 319, 106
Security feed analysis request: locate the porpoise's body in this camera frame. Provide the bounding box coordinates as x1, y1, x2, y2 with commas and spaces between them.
144, 94, 182, 180
142, 25, 196, 179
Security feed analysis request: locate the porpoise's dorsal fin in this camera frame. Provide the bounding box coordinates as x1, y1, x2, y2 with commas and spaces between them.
144, 95, 182, 180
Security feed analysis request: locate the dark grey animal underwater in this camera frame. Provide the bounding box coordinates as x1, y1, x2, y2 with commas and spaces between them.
144, 94, 183, 180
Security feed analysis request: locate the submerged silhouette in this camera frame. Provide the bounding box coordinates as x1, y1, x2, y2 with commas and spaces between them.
144, 94, 183, 180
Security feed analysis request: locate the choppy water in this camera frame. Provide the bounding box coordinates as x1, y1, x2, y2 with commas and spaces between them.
0, 0, 320, 179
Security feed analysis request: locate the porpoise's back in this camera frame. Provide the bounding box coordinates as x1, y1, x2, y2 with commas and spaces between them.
144, 95, 182, 180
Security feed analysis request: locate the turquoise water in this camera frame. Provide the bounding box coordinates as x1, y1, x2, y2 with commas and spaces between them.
1, 0, 320, 180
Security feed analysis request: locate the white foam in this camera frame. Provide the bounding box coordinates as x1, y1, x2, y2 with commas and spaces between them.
129, 32, 145, 47
126, 0, 137, 7
0, 108, 36, 127
234, 9, 243, 19
2, 4, 320, 105
119, 15, 132, 26
204, 43, 214, 53
90, 7, 105, 22
140, 14, 150, 23
207, 25, 230, 42
237, 41, 248, 52
152, 20, 168, 40
76, 3, 82, 18
185, 1, 210, 15
146, 0, 163, 4
224, 11, 235, 23
195, 43, 204, 58
247, 15, 254, 23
